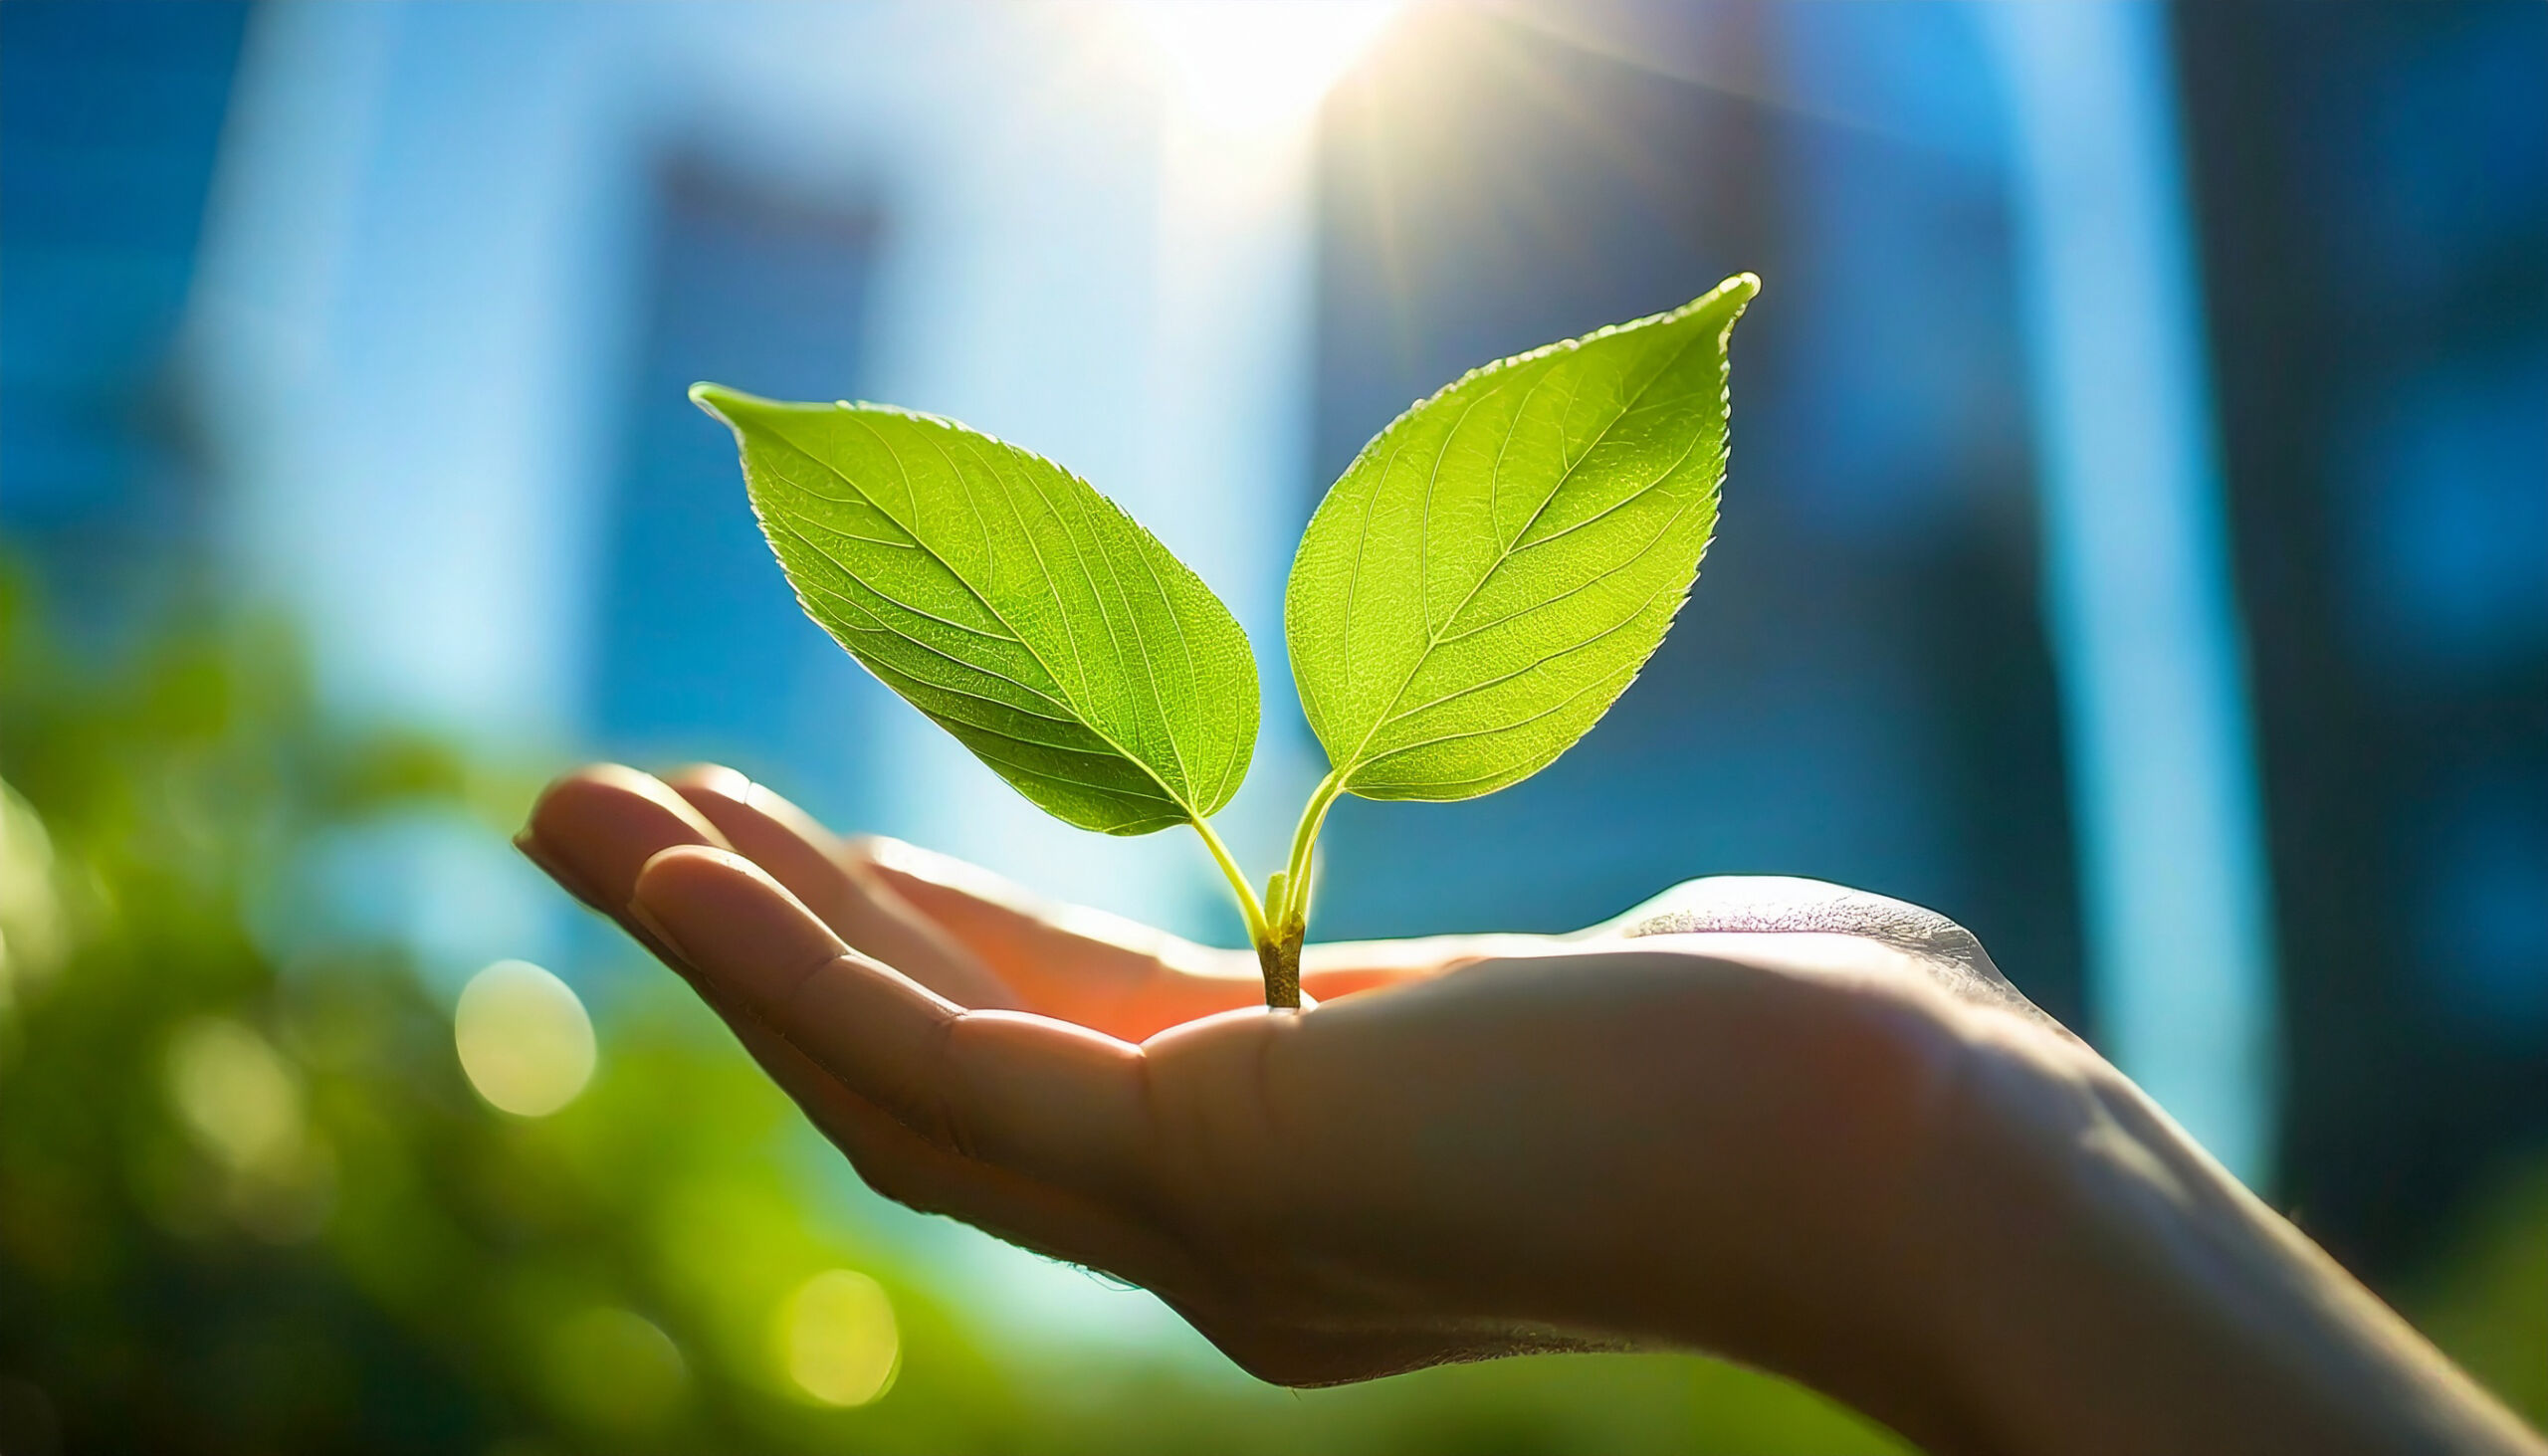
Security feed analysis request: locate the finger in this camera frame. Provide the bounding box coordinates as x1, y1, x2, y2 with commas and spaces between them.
854, 834, 1263, 1038
516, 763, 736, 976
662, 764, 1019, 1011
690, 975, 1186, 1290
525, 770, 1186, 1285
520, 763, 730, 909
527, 766, 1474, 1023
631, 845, 1158, 1199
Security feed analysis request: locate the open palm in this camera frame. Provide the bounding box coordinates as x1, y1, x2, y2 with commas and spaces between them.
518, 764, 2056, 1396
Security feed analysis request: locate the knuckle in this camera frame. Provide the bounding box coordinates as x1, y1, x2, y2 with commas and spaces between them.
1624, 874, 1996, 965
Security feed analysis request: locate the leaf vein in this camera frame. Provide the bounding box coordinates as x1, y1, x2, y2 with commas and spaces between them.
1337, 325, 1713, 774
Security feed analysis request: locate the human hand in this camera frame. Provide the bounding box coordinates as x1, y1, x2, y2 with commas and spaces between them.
517, 764, 2545, 1456
512, 761, 2058, 1437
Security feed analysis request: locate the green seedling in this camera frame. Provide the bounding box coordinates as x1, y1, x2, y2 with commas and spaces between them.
694, 273, 1757, 1008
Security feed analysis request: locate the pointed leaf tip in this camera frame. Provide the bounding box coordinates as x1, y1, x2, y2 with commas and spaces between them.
710, 394, 1261, 834
688, 381, 758, 426
1285, 279, 1754, 801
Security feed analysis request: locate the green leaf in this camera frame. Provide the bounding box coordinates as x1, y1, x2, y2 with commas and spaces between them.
694, 385, 1258, 835
1285, 274, 1756, 801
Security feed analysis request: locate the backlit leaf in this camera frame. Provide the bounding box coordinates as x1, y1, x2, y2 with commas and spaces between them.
1285, 274, 1756, 800
695, 385, 1258, 835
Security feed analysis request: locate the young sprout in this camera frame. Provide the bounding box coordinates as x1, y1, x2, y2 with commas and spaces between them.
695, 273, 1757, 1007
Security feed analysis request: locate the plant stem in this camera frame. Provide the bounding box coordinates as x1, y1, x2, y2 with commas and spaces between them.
1192, 772, 1345, 1012
1254, 924, 1303, 1011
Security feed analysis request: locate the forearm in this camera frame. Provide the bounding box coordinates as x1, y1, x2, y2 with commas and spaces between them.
1904, 1014, 2544, 1456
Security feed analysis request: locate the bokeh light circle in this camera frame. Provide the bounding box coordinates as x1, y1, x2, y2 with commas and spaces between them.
777, 1269, 900, 1407
165, 1016, 303, 1171
455, 959, 595, 1117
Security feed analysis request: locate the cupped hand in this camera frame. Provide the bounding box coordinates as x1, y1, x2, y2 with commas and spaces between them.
517, 763, 2548, 1456
515, 765, 2054, 1408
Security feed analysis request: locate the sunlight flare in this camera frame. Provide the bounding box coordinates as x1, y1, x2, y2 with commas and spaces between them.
1116, 0, 1402, 134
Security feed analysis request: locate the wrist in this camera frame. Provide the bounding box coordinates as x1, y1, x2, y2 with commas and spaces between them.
1900, 1011, 2544, 1456
1564, 940, 2001, 1445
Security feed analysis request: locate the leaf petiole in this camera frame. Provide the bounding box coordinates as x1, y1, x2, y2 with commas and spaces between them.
1275, 769, 1345, 933
1188, 814, 1272, 951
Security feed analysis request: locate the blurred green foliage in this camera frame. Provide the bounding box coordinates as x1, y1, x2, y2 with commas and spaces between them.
0, 557, 1907, 1454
